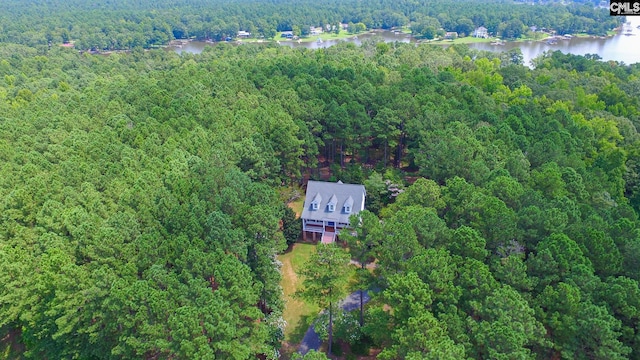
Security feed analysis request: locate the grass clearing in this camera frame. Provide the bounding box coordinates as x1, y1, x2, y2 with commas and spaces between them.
236, 38, 270, 43
274, 30, 365, 43
279, 242, 362, 345
288, 197, 304, 218
429, 36, 497, 45
447, 36, 497, 44
278, 184, 304, 217
278, 243, 319, 343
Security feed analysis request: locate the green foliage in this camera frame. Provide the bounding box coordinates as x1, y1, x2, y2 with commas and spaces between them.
0, 12, 638, 357
385, 178, 444, 215
0, 0, 618, 49
469, 286, 547, 359
298, 244, 350, 309
448, 225, 488, 261
377, 272, 465, 359
282, 205, 301, 246
0, 46, 296, 358
363, 171, 401, 215
314, 309, 362, 345
298, 244, 350, 355
291, 349, 329, 360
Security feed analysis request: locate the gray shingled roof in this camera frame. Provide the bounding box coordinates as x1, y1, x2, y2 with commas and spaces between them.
301, 180, 366, 224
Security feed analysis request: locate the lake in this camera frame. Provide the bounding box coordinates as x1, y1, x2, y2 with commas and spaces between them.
169, 30, 413, 54
466, 16, 640, 66
170, 17, 640, 66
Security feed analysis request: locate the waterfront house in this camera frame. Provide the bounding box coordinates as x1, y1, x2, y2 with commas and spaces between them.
473, 26, 488, 38
444, 31, 458, 39
301, 180, 366, 244
310, 27, 324, 35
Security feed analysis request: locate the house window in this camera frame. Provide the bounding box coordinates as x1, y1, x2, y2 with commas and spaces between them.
343, 195, 354, 215
327, 194, 337, 212
311, 192, 322, 211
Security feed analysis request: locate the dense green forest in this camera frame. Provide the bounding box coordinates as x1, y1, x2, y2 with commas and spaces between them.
1, 6, 640, 358
0, 0, 618, 49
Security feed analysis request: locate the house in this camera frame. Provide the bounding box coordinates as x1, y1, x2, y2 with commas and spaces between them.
237, 31, 251, 38
301, 180, 366, 244
310, 26, 324, 35
444, 31, 458, 39
473, 26, 488, 38
280, 31, 294, 39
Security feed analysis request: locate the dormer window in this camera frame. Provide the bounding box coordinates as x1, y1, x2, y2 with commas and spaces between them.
327, 194, 338, 212
311, 193, 322, 211
343, 196, 354, 214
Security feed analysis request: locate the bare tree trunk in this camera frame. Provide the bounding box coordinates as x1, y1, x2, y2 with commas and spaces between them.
395, 133, 404, 168
359, 289, 364, 327
328, 301, 333, 355
325, 141, 330, 166
384, 139, 388, 168
364, 143, 369, 165
332, 139, 336, 164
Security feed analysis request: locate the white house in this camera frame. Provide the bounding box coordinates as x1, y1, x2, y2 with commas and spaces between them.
310, 26, 324, 35
473, 27, 488, 38
444, 31, 458, 39
300, 180, 366, 244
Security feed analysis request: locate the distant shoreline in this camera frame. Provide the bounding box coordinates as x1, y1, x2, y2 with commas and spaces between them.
423, 32, 615, 46
166, 28, 617, 50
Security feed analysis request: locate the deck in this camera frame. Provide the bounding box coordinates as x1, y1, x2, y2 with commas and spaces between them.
303, 223, 324, 233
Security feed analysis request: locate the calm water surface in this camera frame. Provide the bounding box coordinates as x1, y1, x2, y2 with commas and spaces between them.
170, 30, 413, 54
170, 18, 640, 66
279, 30, 414, 49
466, 17, 640, 66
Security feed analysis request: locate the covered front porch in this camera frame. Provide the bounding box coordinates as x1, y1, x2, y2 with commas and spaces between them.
302, 219, 348, 244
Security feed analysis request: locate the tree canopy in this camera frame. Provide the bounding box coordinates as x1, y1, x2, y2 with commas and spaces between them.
0, 0, 619, 49
0, 4, 638, 356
